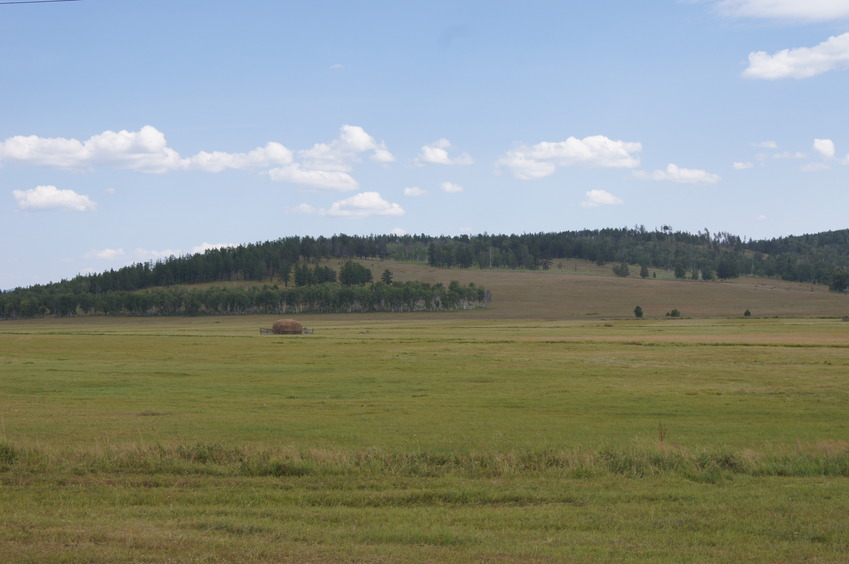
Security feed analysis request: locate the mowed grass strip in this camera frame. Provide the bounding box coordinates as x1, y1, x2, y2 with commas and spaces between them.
2, 472, 849, 562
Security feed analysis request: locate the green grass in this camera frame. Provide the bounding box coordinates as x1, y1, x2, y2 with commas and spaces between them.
2, 316, 849, 561
2, 264, 849, 561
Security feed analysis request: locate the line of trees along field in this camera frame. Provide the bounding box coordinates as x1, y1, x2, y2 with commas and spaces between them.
2, 227, 848, 318
0, 255, 489, 318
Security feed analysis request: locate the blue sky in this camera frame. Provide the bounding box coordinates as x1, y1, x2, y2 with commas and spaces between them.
2, 0, 849, 289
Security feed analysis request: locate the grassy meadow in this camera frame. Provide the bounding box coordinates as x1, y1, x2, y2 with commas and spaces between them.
2, 263, 849, 562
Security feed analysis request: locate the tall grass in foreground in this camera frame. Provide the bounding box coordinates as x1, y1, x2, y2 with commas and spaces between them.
3, 440, 849, 482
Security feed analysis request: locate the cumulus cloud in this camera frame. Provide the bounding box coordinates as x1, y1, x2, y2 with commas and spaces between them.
733, 161, 754, 169
85, 247, 185, 263
633, 163, 721, 184
85, 248, 125, 260
753, 140, 778, 149
773, 151, 806, 159
415, 138, 474, 166
136, 248, 183, 260
813, 138, 836, 158
403, 186, 428, 197
715, 0, 849, 22
268, 164, 358, 191
291, 192, 405, 218
581, 189, 623, 208
0, 126, 293, 173
497, 135, 641, 180
298, 125, 395, 171
13, 185, 97, 212
0, 126, 176, 172
191, 242, 237, 254
0, 124, 393, 191
185, 142, 293, 172
743, 33, 849, 79
269, 125, 395, 190
440, 181, 464, 193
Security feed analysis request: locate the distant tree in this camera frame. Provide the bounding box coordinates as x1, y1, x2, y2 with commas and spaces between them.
640, 265, 649, 278
744, 309, 752, 317
666, 308, 681, 318
381, 269, 393, 285
340, 260, 373, 286
634, 305, 643, 319
829, 268, 849, 292
674, 264, 686, 279
716, 254, 740, 280
294, 263, 314, 286
613, 263, 630, 277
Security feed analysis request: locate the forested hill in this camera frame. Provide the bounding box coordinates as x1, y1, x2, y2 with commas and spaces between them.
2, 227, 849, 318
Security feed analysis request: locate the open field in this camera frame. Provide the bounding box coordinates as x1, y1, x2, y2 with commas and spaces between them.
2, 265, 849, 561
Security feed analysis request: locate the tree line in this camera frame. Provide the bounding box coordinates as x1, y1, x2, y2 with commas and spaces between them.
1, 279, 489, 318
424, 227, 849, 288
3, 226, 849, 318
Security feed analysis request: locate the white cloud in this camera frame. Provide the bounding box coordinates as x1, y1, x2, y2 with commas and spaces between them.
633, 163, 721, 184
496, 152, 556, 180
269, 125, 395, 190
415, 138, 474, 166
753, 140, 778, 149
289, 203, 319, 215
581, 189, 624, 208
13, 185, 98, 212
298, 124, 395, 171
404, 186, 428, 197
813, 138, 836, 158
0, 126, 181, 173
85, 248, 125, 260
292, 192, 405, 218
773, 151, 806, 159
185, 142, 293, 172
441, 181, 464, 193
0, 126, 292, 173
715, 0, 849, 22
0, 124, 398, 193
801, 162, 831, 172
497, 135, 641, 180
268, 164, 359, 191
85, 247, 184, 264
136, 248, 182, 260
743, 33, 849, 79
733, 161, 754, 169
191, 242, 237, 254
390, 227, 408, 236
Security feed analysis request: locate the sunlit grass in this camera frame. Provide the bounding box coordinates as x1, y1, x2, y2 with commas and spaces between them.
2, 314, 849, 561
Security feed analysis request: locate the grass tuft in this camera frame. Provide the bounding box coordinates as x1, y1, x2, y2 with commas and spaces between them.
0, 441, 19, 470
3, 441, 849, 481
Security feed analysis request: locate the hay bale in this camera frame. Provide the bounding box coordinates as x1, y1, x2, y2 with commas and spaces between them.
272, 319, 304, 335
